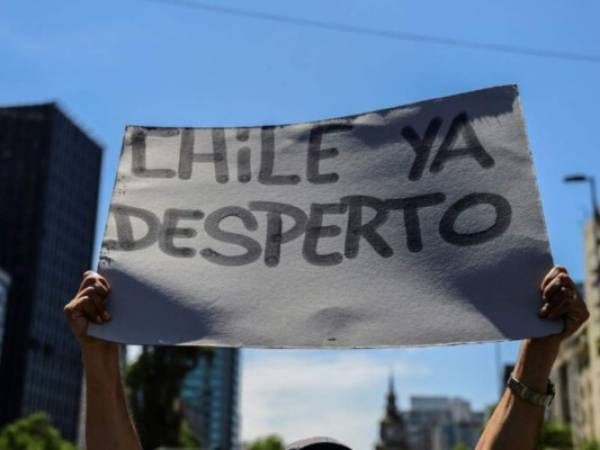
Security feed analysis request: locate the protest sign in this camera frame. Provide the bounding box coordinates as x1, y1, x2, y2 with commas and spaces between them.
90, 85, 560, 347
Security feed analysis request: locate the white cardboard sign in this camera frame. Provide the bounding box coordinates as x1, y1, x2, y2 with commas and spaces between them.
90, 85, 559, 347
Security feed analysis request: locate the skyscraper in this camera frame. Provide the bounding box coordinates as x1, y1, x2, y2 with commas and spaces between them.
181, 348, 240, 450
0, 269, 10, 362
0, 103, 101, 440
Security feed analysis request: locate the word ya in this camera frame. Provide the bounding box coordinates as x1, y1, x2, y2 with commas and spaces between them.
103, 192, 511, 267
129, 112, 493, 185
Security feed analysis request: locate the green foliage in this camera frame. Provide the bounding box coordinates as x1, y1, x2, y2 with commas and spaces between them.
579, 441, 600, 450
452, 443, 469, 450
0, 412, 76, 450
538, 420, 573, 450
247, 434, 285, 450
178, 417, 201, 449
125, 346, 207, 449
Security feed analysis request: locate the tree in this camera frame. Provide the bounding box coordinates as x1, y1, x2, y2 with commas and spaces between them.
538, 420, 573, 450
125, 346, 207, 449
0, 412, 75, 450
579, 441, 600, 450
247, 434, 285, 450
452, 443, 469, 450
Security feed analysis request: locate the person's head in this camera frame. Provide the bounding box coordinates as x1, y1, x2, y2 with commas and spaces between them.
285, 437, 352, 450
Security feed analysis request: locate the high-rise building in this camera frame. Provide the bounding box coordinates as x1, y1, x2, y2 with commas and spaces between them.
0, 103, 101, 440
550, 218, 600, 446
181, 348, 240, 450
0, 269, 10, 362
375, 376, 410, 450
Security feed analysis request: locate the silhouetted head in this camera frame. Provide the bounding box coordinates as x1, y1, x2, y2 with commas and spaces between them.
285, 437, 352, 450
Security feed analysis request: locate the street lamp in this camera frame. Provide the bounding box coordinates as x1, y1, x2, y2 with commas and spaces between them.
564, 174, 599, 223
564, 173, 600, 285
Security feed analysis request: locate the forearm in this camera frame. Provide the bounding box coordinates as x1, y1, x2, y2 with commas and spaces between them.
83, 341, 142, 450
476, 337, 560, 450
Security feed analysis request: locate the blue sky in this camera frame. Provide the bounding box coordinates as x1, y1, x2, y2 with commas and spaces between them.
2, 1, 599, 448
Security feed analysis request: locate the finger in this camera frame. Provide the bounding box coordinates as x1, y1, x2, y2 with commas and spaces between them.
542, 273, 576, 301
88, 288, 110, 321
64, 301, 85, 320
95, 275, 111, 295
90, 279, 110, 298
541, 266, 567, 291
547, 297, 572, 320
79, 295, 104, 324
78, 271, 101, 292
82, 287, 111, 321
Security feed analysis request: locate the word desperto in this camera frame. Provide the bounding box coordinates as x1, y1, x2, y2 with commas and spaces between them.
103, 192, 511, 267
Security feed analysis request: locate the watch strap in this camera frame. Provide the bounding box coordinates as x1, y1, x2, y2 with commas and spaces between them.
507, 375, 555, 408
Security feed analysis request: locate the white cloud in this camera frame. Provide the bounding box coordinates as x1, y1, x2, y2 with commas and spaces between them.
241, 350, 429, 450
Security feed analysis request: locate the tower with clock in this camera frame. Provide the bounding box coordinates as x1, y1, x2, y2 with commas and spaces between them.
375, 375, 410, 450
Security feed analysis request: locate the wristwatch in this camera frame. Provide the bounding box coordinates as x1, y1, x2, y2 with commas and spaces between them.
507, 375, 555, 408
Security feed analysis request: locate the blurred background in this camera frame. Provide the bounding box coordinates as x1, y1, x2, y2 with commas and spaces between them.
0, 1, 599, 449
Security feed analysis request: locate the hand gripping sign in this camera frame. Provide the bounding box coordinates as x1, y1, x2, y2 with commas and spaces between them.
90, 85, 559, 347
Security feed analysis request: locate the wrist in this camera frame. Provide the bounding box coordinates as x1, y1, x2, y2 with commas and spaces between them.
513, 338, 559, 392
81, 336, 119, 357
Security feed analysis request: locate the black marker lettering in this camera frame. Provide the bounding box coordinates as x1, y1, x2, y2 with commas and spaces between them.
159, 209, 204, 257
103, 204, 161, 251
401, 117, 442, 181
386, 193, 446, 252
178, 128, 229, 183
430, 112, 494, 173
258, 126, 300, 185
202, 206, 261, 266
342, 195, 392, 258
236, 128, 252, 183
249, 201, 308, 267
131, 129, 176, 178
439, 193, 511, 246
302, 203, 347, 266
307, 123, 352, 184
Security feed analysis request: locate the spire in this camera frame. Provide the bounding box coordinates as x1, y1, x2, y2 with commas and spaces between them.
377, 370, 409, 450
386, 370, 399, 418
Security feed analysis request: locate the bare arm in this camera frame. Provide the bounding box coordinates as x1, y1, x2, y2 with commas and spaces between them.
64, 272, 142, 450
476, 266, 589, 450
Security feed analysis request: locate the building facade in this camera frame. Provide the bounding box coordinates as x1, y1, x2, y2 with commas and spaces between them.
181, 348, 240, 450
550, 218, 600, 446
401, 396, 483, 450
0, 103, 101, 440
0, 269, 10, 362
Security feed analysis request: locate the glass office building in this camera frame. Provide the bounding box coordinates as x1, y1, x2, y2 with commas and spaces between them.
0, 103, 101, 440
0, 269, 10, 362
181, 348, 240, 450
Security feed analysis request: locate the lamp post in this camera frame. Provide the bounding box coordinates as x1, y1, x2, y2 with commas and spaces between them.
564, 174, 600, 285
564, 174, 599, 223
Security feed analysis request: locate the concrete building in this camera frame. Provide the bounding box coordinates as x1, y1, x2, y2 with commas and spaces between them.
181, 348, 240, 450
0, 269, 10, 362
403, 396, 483, 450
550, 218, 600, 446
375, 378, 483, 450
0, 103, 101, 440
